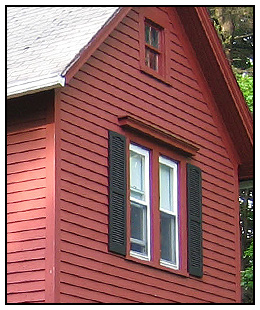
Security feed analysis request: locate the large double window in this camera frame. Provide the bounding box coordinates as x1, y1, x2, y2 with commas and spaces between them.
108, 127, 203, 278
129, 144, 179, 269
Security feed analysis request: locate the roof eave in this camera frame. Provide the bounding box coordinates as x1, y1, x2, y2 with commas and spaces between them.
7, 74, 65, 99
195, 7, 253, 181
176, 6, 253, 177
7, 7, 124, 99
195, 7, 253, 142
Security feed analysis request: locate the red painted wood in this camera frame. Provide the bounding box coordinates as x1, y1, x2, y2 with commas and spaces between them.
7, 290, 45, 303
59, 244, 236, 303
65, 7, 132, 83
176, 7, 252, 180
6, 6, 247, 304
6, 91, 54, 303
55, 7, 241, 303
118, 114, 199, 156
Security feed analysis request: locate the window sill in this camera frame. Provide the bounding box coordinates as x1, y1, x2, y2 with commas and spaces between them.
130, 250, 150, 261
125, 254, 189, 278
160, 259, 178, 270
140, 63, 171, 86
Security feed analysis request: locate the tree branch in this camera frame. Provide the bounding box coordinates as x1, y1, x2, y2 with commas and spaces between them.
234, 33, 254, 40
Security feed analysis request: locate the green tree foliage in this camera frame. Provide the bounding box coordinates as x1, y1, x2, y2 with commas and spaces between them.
240, 186, 254, 303
208, 7, 253, 73
209, 7, 254, 113
241, 240, 254, 303
236, 73, 253, 112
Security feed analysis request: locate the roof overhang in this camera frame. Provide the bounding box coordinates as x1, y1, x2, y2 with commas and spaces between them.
7, 74, 65, 99
63, 7, 132, 84
7, 6, 253, 180
7, 7, 127, 99
176, 6, 253, 180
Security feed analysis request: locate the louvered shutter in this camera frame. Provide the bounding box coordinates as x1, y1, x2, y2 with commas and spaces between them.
187, 163, 203, 277
108, 131, 127, 256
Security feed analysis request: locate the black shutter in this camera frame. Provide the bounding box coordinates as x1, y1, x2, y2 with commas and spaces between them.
187, 163, 203, 277
108, 131, 127, 256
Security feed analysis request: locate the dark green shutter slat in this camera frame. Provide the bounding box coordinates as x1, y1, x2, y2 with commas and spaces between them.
187, 163, 203, 278
108, 131, 127, 256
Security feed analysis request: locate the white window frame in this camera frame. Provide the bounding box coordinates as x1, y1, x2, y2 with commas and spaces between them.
129, 144, 151, 261
159, 156, 179, 270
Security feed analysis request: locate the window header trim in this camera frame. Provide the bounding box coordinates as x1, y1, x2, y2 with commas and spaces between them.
118, 115, 199, 157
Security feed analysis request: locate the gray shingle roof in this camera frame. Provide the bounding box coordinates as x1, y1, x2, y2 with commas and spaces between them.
7, 6, 119, 97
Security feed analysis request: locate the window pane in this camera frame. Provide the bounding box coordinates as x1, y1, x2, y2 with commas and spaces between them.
160, 212, 176, 264
145, 48, 158, 71
149, 50, 158, 71
145, 48, 150, 67
131, 202, 147, 255
130, 150, 145, 200
151, 27, 159, 48
160, 163, 173, 211
130, 144, 150, 259
145, 24, 150, 44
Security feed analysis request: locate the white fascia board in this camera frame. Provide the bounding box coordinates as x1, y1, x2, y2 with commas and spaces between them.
7, 74, 65, 98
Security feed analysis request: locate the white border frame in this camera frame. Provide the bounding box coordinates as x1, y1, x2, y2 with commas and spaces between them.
159, 156, 179, 270
129, 144, 151, 261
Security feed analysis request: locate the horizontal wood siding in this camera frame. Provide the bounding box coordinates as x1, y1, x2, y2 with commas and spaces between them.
58, 7, 239, 303
7, 93, 49, 303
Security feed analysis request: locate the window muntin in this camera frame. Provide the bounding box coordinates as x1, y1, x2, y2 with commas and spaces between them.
130, 144, 150, 260
159, 156, 179, 269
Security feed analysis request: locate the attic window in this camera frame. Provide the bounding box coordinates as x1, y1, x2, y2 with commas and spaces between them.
145, 21, 161, 71
139, 8, 170, 84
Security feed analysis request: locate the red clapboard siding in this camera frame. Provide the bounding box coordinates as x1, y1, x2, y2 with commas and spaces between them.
56, 7, 239, 303
59, 243, 235, 303
71, 72, 233, 168
7, 93, 49, 303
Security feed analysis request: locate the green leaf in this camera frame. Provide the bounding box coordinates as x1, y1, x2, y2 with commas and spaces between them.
235, 72, 253, 112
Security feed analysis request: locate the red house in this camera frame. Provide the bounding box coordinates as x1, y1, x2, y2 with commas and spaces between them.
7, 6, 253, 303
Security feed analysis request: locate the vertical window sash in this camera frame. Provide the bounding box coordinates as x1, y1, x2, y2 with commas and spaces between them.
130, 144, 151, 261
159, 156, 179, 269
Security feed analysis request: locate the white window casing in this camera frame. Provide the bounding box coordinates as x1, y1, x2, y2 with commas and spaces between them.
159, 156, 179, 270
129, 144, 151, 261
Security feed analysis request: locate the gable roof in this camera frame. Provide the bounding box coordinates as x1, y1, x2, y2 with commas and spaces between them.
7, 6, 120, 97
7, 6, 253, 179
